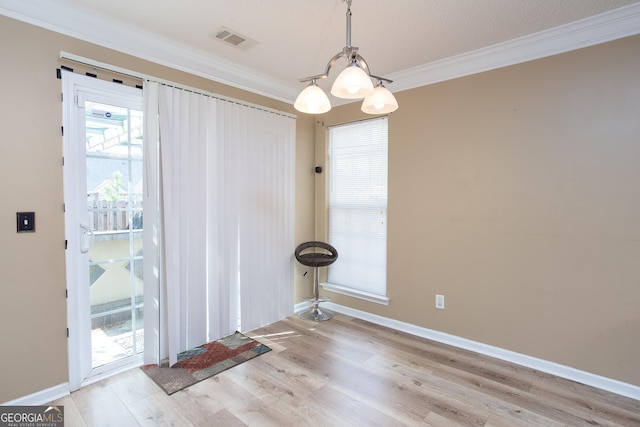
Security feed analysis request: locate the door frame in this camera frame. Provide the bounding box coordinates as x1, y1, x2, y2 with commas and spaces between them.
62, 72, 145, 390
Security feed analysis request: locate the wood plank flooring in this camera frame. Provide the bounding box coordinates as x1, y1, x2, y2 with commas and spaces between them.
51, 313, 640, 426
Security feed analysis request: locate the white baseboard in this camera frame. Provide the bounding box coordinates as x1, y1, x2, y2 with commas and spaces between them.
305, 301, 639, 401
294, 301, 310, 313
2, 383, 70, 406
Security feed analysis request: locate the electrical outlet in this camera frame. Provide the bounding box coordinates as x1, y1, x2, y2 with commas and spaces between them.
435, 294, 445, 309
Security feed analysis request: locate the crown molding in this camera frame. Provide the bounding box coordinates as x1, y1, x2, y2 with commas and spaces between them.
0, 0, 299, 103
388, 2, 640, 93
2, 0, 640, 103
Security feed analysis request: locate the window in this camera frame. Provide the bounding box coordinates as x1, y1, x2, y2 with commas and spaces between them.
325, 117, 389, 304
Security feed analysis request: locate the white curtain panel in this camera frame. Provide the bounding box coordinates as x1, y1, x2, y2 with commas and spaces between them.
150, 84, 295, 366
142, 81, 161, 365
158, 86, 213, 366
219, 103, 296, 331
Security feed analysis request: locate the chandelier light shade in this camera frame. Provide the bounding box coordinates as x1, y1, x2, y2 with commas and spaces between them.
330, 63, 375, 99
294, 0, 398, 115
361, 81, 399, 114
294, 80, 331, 114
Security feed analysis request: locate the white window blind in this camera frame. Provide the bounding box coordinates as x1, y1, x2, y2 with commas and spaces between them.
327, 117, 388, 298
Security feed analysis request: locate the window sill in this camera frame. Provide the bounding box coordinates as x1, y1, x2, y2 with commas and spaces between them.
321, 282, 390, 306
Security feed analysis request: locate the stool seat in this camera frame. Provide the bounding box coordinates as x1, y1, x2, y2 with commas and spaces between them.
295, 241, 338, 321
296, 253, 336, 267
295, 241, 338, 267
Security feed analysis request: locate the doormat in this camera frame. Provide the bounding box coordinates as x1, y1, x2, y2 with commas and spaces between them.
141, 331, 271, 395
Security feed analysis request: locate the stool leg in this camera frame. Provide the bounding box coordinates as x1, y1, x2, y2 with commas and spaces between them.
312, 266, 320, 300
298, 266, 333, 321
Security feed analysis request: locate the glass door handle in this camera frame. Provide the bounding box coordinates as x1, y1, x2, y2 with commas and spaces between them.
80, 223, 92, 253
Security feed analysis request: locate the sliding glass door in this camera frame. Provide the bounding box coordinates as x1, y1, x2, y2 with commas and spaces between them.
63, 72, 144, 389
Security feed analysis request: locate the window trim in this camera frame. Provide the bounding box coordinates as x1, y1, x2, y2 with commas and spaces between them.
322, 282, 390, 305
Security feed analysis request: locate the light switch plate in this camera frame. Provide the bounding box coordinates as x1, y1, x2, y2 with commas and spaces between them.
17, 212, 35, 233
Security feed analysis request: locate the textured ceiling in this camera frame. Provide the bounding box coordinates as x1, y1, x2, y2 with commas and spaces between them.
2, 0, 640, 102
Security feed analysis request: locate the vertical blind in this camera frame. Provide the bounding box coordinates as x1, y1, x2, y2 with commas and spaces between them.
145, 81, 295, 366
327, 117, 388, 297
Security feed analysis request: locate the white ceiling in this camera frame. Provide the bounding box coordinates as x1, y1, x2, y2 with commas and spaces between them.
2, 0, 640, 104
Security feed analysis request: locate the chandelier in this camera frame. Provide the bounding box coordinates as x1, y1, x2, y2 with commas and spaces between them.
293, 0, 398, 115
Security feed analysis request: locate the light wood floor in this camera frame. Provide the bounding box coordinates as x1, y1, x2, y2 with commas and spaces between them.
51, 313, 640, 426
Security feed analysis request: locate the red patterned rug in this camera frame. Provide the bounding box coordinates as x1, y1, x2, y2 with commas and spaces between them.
141, 331, 271, 395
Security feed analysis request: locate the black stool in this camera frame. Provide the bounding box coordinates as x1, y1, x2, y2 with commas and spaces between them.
295, 241, 338, 321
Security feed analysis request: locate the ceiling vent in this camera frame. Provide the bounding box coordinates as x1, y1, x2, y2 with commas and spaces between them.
212, 27, 258, 51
